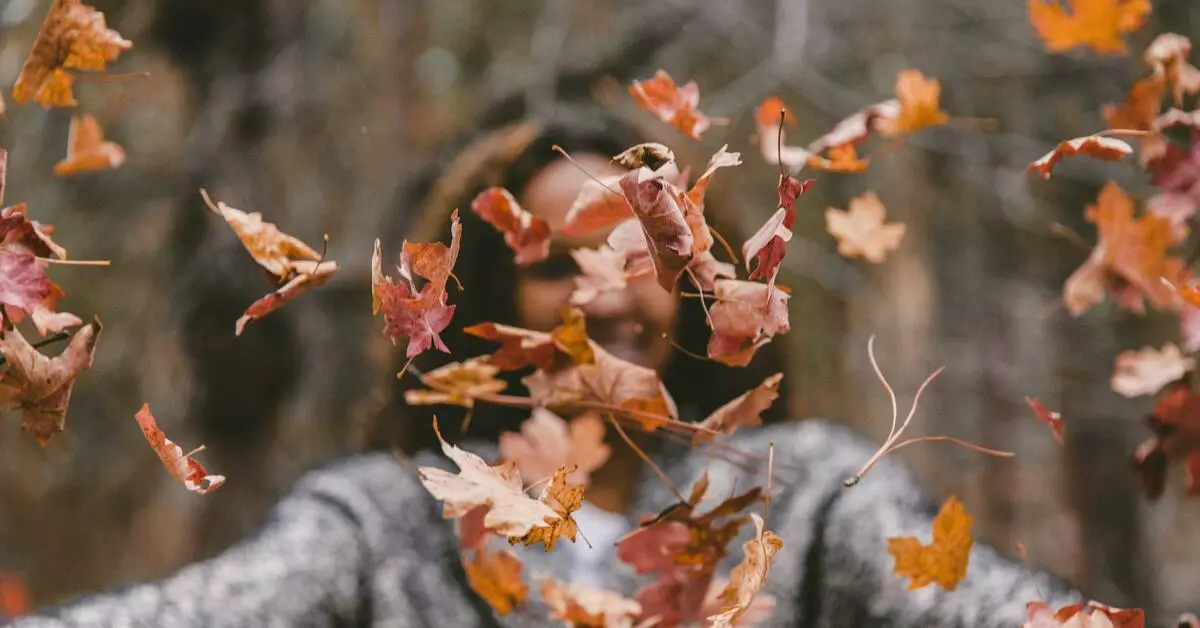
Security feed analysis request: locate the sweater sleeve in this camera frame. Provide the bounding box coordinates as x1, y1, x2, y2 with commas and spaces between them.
8, 453, 467, 628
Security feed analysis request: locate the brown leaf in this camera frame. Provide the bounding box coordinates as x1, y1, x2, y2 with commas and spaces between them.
53, 113, 125, 177
541, 579, 643, 628
710, 514, 784, 626
470, 187, 552, 265
887, 495, 973, 591
1111, 343, 1194, 398
463, 544, 527, 615
236, 260, 337, 336
13, 0, 132, 109
694, 374, 783, 443
510, 465, 584, 551
824, 192, 906, 263
618, 168, 694, 291
629, 71, 710, 139
404, 357, 507, 408
134, 403, 225, 494
612, 143, 676, 171
464, 322, 561, 371
499, 409, 610, 486
1027, 135, 1134, 179
0, 317, 101, 445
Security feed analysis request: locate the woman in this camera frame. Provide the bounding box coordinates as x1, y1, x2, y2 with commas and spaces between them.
12, 109, 1078, 627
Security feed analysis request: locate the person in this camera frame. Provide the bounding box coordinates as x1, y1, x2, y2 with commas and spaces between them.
11, 108, 1079, 628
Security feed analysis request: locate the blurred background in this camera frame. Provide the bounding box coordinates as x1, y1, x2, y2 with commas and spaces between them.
0, 0, 1196, 622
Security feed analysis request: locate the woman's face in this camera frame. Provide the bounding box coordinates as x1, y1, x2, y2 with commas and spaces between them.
516, 155, 679, 369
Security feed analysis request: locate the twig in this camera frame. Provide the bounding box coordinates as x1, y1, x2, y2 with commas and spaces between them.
884, 435, 1014, 459
605, 413, 687, 503
763, 441, 775, 520
37, 258, 110, 267
661, 332, 713, 362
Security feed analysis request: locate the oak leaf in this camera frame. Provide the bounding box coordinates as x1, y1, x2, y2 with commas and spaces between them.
0, 318, 101, 445
499, 409, 610, 486
1027, 136, 1134, 179
13, 0, 132, 109
707, 280, 791, 367
1028, 0, 1151, 54
629, 71, 710, 139
1111, 343, 1194, 398
404, 357, 507, 408
541, 579, 643, 628
824, 192, 906, 263
875, 70, 950, 137
372, 211, 460, 357
1025, 396, 1066, 445
886, 494, 973, 591
134, 403, 225, 494
694, 373, 783, 443
510, 465, 583, 551
709, 514, 783, 627
53, 113, 125, 177
463, 544, 527, 615
470, 187, 551, 265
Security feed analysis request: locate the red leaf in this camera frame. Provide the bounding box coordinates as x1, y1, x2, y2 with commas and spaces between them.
135, 404, 225, 494
617, 169, 694, 291
629, 70, 710, 139
562, 174, 630, 236
1026, 135, 1134, 179
744, 176, 814, 284
470, 187, 552, 265
372, 211, 461, 358
1024, 396, 1066, 445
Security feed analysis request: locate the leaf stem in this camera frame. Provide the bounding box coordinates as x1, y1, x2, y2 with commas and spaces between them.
37, 258, 110, 267
605, 413, 687, 503
0, 330, 70, 367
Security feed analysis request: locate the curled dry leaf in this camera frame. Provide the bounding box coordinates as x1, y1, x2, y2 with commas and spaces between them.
0, 318, 101, 445
470, 187, 551, 265
824, 192, 906, 263
463, 544, 527, 615
13, 0, 133, 109
53, 113, 125, 177
465, 323, 561, 372
499, 409, 611, 486
702, 579, 775, 628
886, 494, 973, 591
707, 280, 791, 367
1025, 396, 1066, 445
1027, 136, 1134, 179
541, 579, 643, 628
134, 404, 225, 494
694, 373, 783, 443
612, 143, 676, 171
744, 176, 814, 285
629, 71, 710, 140
404, 357, 507, 408
236, 260, 337, 336
1028, 0, 1151, 54
1024, 601, 1146, 628
708, 514, 783, 627
875, 70, 950, 137
1111, 343, 1194, 398
417, 417, 560, 537
372, 211, 461, 358
509, 465, 583, 551
0, 194, 73, 329
618, 168, 694, 291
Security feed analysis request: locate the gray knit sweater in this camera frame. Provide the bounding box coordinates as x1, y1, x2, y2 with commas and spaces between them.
9, 419, 1078, 627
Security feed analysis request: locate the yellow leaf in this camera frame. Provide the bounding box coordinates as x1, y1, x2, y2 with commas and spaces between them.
886, 495, 973, 591
878, 70, 949, 136
404, 357, 507, 408
510, 466, 584, 551
551, 308, 595, 365
1028, 0, 1151, 55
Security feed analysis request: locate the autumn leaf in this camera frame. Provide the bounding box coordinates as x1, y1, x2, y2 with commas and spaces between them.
613, 143, 677, 171
541, 579, 643, 628
0, 200, 68, 325
13, 0, 133, 109
754, 97, 811, 170
886, 494, 973, 591
470, 187, 552, 265
464, 322, 561, 371
707, 514, 783, 627
1028, 0, 1151, 54
569, 245, 638, 306
235, 260, 336, 336
418, 417, 560, 536
1025, 396, 1066, 445
690, 250, 737, 292
562, 174, 631, 236
805, 144, 871, 173
134, 403, 225, 494
404, 357, 507, 408
0, 252, 52, 325
0, 317, 101, 445
617, 168, 694, 291
53, 113, 125, 177
629, 70, 710, 139
372, 211, 461, 357
499, 409, 610, 486
1027, 136, 1134, 179
1104, 76, 1165, 132
1025, 601, 1146, 628
552, 308, 596, 365
707, 280, 791, 367
510, 465, 584, 551
744, 176, 814, 285
694, 373, 783, 443
1145, 34, 1200, 105
1130, 381, 1200, 499
463, 544, 527, 615
702, 579, 775, 628
824, 192, 906, 263
1111, 343, 1194, 397
875, 70, 950, 137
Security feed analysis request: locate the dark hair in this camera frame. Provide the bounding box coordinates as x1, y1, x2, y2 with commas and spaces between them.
372, 107, 791, 453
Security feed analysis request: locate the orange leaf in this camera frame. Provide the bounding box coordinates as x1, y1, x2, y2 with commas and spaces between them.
53, 113, 125, 177
541, 579, 642, 628
694, 373, 783, 443
629, 70, 710, 139
13, 0, 132, 109
805, 144, 871, 173
1028, 0, 1151, 55
1026, 135, 1134, 179
499, 409, 610, 486
1025, 396, 1066, 445
876, 70, 949, 137
886, 495, 973, 591
0, 318, 101, 445
825, 192, 906, 263
403, 357, 507, 409
710, 514, 784, 626
463, 545, 527, 615
1103, 75, 1166, 132
509, 465, 584, 551
372, 212, 460, 357
470, 187, 551, 265
134, 403, 225, 494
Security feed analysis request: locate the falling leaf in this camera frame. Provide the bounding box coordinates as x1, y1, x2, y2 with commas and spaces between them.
0, 252, 51, 324
744, 176, 814, 284
562, 175, 631, 236
618, 168, 694, 291
53, 113, 125, 177
1027, 136, 1134, 179
1111, 343, 1194, 397
0, 200, 68, 325
875, 70, 950, 137
1024, 601, 1146, 628
694, 373, 783, 443
418, 418, 560, 538
499, 409, 610, 486
707, 280, 791, 367
1104, 76, 1166, 133
404, 357, 507, 408
470, 187, 552, 265
689, 250, 737, 291
569, 246, 636, 306
701, 579, 775, 628
754, 96, 811, 170
541, 579, 643, 628
463, 544, 527, 615
1025, 396, 1066, 445
13, 0, 133, 108
204, 191, 339, 335
552, 308, 596, 365
709, 514, 783, 627
613, 143, 677, 171
510, 465, 584, 551
372, 211, 461, 357
1131, 380, 1200, 499
805, 144, 871, 173
1143, 34, 1200, 106
824, 192, 906, 263
887, 494, 973, 591
1028, 0, 1151, 54
0, 318, 101, 445
465, 322, 562, 371
134, 403, 225, 494
629, 70, 710, 139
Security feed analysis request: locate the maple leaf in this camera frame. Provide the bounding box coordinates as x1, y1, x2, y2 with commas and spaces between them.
541, 579, 643, 628
1145, 34, 1200, 105
824, 192, 906, 263
0, 318, 101, 445
886, 494, 973, 591
465, 322, 561, 371
805, 144, 871, 173
562, 174, 631, 236
134, 403, 225, 494
372, 211, 461, 358
617, 168, 694, 291
875, 70, 950, 137
53, 113, 125, 177
1028, 0, 1151, 55
707, 280, 791, 367
499, 409, 611, 486
1026, 136, 1134, 179
569, 246, 636, 306
510, 465, 584, 551
1131, 380, 1200, 499
463, 544, 527, 615
693, 373, 783, 443
1025, 601, 1146, 628
1111, 343, 1194, 398
744, 176, 814, 285
708, 514, 783, 627
470, 187, 552, 265
418, 418, 560, 536
629, 70, 710, 139
1104, 76, 1165, 133
12, 0, 132, 109
404, 357, 507, 408
1025, 396, 1066, 445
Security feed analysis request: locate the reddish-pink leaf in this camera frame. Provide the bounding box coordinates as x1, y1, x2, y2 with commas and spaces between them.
618, 169, 693, 291
498, 409, 611, 486
372, 211, 461, 358
135, 403, 225, 494
707, 280, 791, 367
744, 176, 814, 284
1024, 396, 1065, 445
0, 251, 51, 320
470, 187, 552, 265
616, 521, 691, 575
